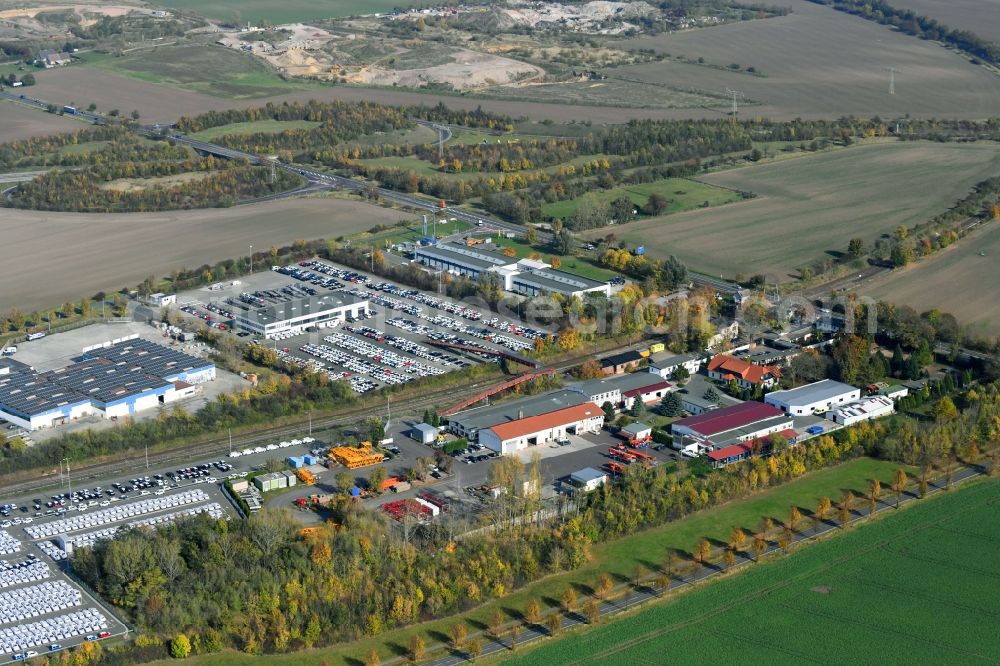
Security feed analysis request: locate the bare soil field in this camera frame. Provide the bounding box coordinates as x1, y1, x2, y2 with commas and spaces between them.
0, 101, 83, 143
27, 65, 692, 124
894, 0, 1000, 43
619, 0, 1000, 119
0, 197, 406, 312
864, 222, 1000, 336
580, 141, 1000, 280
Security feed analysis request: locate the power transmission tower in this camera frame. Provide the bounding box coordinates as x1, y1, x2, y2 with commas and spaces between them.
883, 67, 898, 95
725, 88, 744, 121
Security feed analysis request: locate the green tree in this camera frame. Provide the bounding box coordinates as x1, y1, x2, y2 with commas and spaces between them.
847, 237, 866, 257
408, 635, 426, 663
369, 467, 388, 494
601, 401, 616, 421
643, 193, 668, 216
933, 396, 959, 422
671, 366, 690, 384
660, 392, 684, 417
583, 598, 600, 624
170, 634, 191, 659
524, 598, 541, 624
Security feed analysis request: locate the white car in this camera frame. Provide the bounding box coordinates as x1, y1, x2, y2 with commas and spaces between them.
266, 444, 278, 451
253, 446, 265, 454
100, 501, 110, 507
229, 451, 241, 458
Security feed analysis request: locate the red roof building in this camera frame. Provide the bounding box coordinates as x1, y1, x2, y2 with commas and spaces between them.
671, 401, 792, 449
707, 354, 782, 389
481, 402, 605, 455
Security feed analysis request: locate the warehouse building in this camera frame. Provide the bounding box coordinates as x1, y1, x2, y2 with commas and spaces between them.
414, 242, 611, 298
510, 267, 611, 298
568, 467, 608, 492
0, 338, 215, 431
826, 395, 895, 426
447, 389, 588, 441
413, 242, 509, 280
480, 402, 604, 455
234, 293, 369, 339
765, 379, 860, 416
671, 402, 792, 450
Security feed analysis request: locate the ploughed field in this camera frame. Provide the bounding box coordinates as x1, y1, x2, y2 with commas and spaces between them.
504, 476, 1000, 665
581, 141, 1000, 280
617, 0, 1000, 119
864, 220, 1000, 336
0, 197, 407, 313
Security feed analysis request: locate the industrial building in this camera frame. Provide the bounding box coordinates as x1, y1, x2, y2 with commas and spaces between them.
647, 351, 705, 379
479, 402, 604, 455
446, 389, 588, 441
413, 241, 510, 280
234, 293, 369, 339
826, 395, 895, 426
509, 267, 610, 298
569, 373, 672, 411
0, 338, 214, 431
411, 422, 439, 445
764, 379, 861, 416
671, 402, 792, 450
413, 242, 611, 298
568, 467, 608, 492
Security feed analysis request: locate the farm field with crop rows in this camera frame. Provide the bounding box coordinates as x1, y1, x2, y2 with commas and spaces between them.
505, 476, 1000, 665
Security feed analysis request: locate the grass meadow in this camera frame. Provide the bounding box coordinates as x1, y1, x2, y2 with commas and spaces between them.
541, 178, 741, 220
505, 475, 1000, 665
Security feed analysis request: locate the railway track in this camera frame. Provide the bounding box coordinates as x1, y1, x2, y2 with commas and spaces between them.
0, 350, 594, 497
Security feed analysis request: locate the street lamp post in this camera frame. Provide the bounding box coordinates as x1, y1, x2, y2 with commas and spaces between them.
249, 244, 253, 274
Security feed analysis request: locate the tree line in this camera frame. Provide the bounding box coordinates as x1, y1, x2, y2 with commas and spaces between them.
9, 157, 301, 212
174, 100, 514, 135
71, 376, 1000, 663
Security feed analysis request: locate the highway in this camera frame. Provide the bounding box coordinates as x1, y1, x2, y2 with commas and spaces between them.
1, 87, 739, 293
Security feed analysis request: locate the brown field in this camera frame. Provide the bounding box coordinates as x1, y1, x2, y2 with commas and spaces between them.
26, 65, 683, 126
618, 0, 1000, 119
0, 101, 82, 143
895, 0, 1000, 43
580, 141, 1000, 281
0, 197, 406, 312
864, 221, 1000, 336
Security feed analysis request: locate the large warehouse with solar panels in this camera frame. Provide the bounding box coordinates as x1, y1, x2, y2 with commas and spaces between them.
0, 337, 215, 431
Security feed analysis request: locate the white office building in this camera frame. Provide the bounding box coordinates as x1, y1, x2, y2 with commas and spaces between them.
826, 395, 895, 426
234, 294, 369, 339
765, 379, 861, 416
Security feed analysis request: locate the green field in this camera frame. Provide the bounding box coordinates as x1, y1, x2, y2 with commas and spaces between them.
506, 475, 999, 665
189, 119, 322, 141
486, 237, 618, 282
152, 0, 428, 23
541, 178, 741, 220
475, 77, 728, 110
82, 46, 312, 99
166, 457, 911, 665
584, 141, 1000, 281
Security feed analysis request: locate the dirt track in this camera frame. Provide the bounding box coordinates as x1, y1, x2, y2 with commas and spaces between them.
0, 100, 82, 143
0, 196, 407, 312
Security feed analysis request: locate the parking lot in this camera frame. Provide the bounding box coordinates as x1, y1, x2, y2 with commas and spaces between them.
174, 259, 552, 395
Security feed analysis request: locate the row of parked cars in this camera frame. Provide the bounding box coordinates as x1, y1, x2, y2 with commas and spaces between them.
344, 324, 470, 368
228, 437, 316, 459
